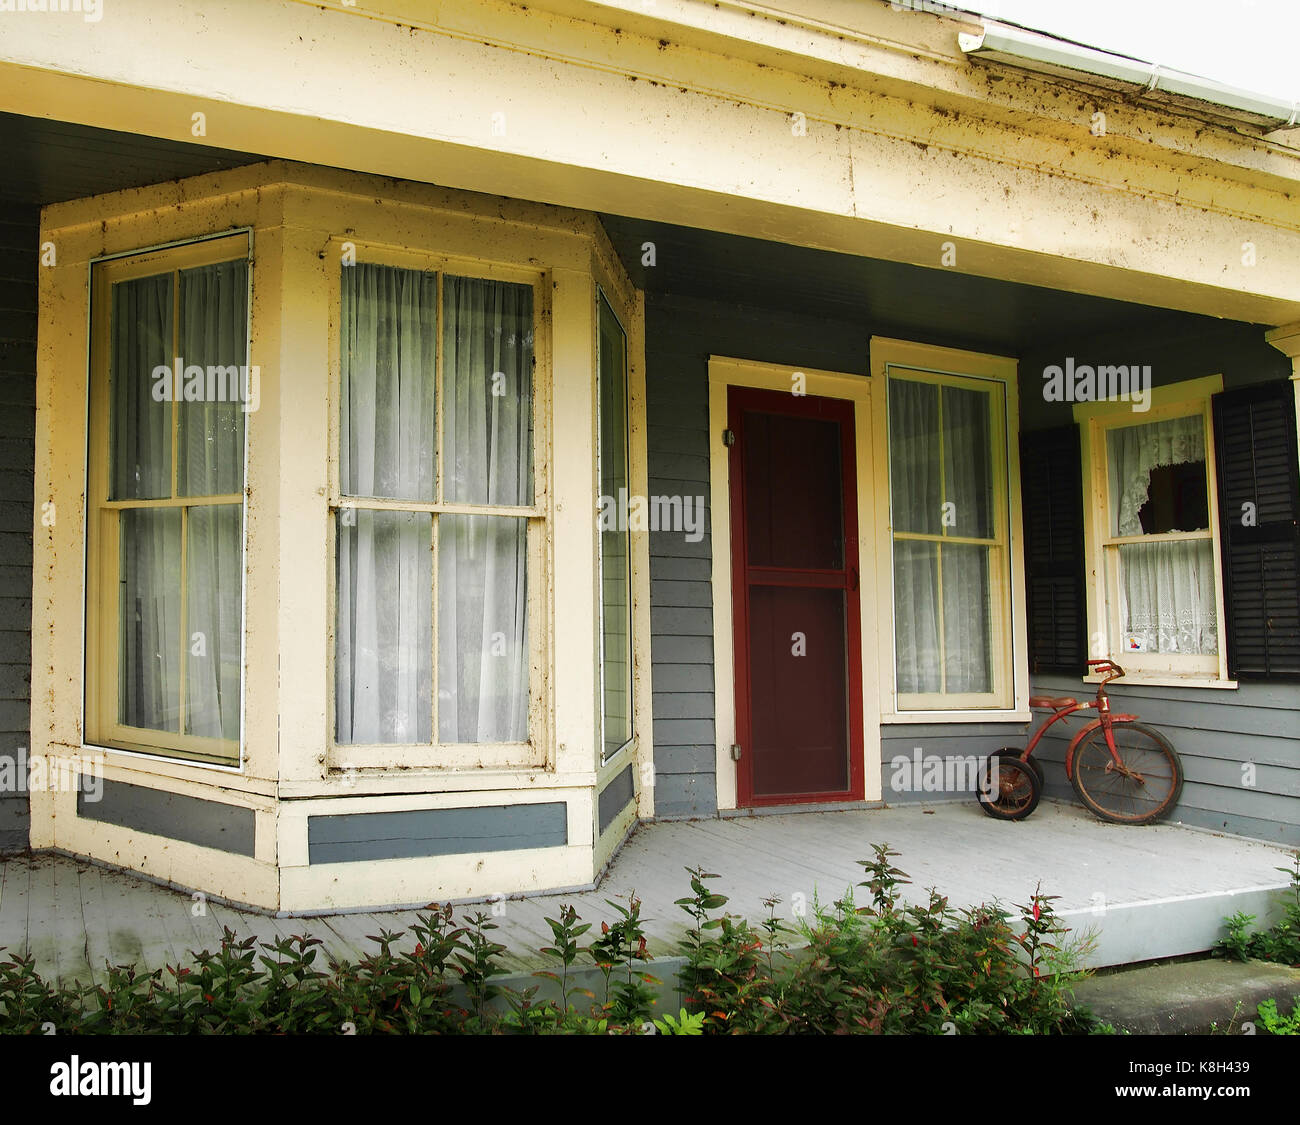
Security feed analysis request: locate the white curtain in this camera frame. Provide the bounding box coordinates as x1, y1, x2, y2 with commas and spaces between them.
112, 263, 245, 742
335, 266, 530, 745
337, 264, 436, 744
439, 276, 532, 742
1107, 416, 1216, 654
889, 379, 993, 695
180, 261, 246, 740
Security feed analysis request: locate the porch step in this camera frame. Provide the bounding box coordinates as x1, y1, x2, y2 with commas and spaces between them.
1072, 958, 1300, 1034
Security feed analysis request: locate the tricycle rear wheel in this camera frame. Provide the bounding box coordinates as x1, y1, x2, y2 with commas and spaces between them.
991, 746, 1044, 789
976, 756, 1041, 821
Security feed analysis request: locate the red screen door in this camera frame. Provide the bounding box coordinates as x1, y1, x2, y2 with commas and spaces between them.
728, 386, 864, 805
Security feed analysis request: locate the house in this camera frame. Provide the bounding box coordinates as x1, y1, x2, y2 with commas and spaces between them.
0, 0, 1296, 914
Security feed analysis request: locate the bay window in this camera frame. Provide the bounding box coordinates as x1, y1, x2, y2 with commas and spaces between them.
597, 290, 632, 761
333, 259, 538, 753
85, 233, 251, 764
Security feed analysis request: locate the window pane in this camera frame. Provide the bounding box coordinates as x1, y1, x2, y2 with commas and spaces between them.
889, 379, 941, 535
438, 514, 528, 743
443, 276, 534, 506
941, 385, 993, 538
743, 411, 843, 569
110, 273, 173, 500
340, 263, 438, 502
177, 260, 249, 497
119, 508, 182, 732
598, 295, 632, 757
942, 543, 992, 692
894, 539, 940, 694
336, 509, 433, 743
1107, 415, 1206, 537
1116, 539, 1217, 655
186, 505, 243, 740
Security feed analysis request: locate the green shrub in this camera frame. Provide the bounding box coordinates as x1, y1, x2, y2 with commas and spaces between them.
0, 846, 1101, 1035
1216, 851, 1300, 967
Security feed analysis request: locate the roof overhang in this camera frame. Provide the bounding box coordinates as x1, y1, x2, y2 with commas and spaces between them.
959, 19, 1300, 133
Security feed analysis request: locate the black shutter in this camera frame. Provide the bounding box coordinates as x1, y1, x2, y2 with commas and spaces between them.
1021, 426, 1086, 675
1213, 382, 1300, 680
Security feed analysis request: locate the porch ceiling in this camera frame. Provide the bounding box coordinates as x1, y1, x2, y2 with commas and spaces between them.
0, 110, 263, 206
599, 212, 1230, 358
0, 107, 1253, 362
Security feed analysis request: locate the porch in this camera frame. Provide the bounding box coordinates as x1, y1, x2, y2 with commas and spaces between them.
1, 800, 1292, 984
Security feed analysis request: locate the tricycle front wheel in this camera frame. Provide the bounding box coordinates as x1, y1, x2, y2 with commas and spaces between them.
1070, 721, 1183, 825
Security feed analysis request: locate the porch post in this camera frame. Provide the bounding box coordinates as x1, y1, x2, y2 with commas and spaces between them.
1264, 322, 1300, 468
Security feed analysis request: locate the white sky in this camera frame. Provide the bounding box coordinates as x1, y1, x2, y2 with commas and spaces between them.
960, 0, 1300, 102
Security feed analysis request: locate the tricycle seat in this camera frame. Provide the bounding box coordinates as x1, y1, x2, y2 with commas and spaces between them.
1028, 695, 1077, 710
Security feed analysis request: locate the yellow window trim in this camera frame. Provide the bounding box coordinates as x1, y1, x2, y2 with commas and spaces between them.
707, 355, 882, 808
1075, 374, 1231, 683
85, 232, 252, 768
869, 337, 1027, 720
323, 240, 553, 770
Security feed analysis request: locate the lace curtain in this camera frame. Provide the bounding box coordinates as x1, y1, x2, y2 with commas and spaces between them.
1106, 415, 1217, 655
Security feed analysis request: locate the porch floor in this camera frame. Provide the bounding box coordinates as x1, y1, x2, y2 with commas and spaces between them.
1, 801, 1293, 985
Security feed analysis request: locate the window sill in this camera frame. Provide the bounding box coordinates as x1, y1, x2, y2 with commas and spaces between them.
881, 710, 1032, 724
1081, 673, 1238, 690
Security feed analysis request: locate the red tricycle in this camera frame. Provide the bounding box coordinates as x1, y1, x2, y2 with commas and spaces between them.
976, 659, 1183, 824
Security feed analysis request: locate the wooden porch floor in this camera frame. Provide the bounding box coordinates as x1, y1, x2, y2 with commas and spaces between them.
1, 801, 1294, 984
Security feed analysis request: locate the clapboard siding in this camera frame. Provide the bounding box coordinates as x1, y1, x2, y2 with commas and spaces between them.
597, 764, 636, 836
881, 724, 1026, 804
0, 206, 35, 852
643, 291, 870, 817
1030, 674, 1300, 846
642, 289, 1299, 846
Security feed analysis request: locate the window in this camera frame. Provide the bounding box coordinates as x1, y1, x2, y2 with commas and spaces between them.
597, 291, 632, 761
884, 364, 1015, 710
333, 260, 538, 751
1079, 383, 1226, 678
85, 233, 251, 764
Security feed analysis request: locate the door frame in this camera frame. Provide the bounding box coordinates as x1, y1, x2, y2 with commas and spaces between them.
708, 356, 881, 810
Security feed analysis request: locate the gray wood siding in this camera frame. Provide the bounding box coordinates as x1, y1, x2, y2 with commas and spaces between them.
1028, 676, 1300, 846
307, 802, 568, 864
881, 723, 1027, 804
0, 207, 35, 852
643, 291, 1299, 844
77, 778, 256, 857
644, 292, 869, 817
597, 763, 635, 835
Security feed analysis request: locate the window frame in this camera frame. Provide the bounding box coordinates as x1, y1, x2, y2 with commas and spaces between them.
596, 287, 634, 766
1075, 374, 1233, 686
870, 337, 1027, 722
324, 239, 552, 772
84, 230, 253, 768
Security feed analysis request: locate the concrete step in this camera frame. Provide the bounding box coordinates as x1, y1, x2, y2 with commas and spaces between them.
1072, 957, 1300, 1034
